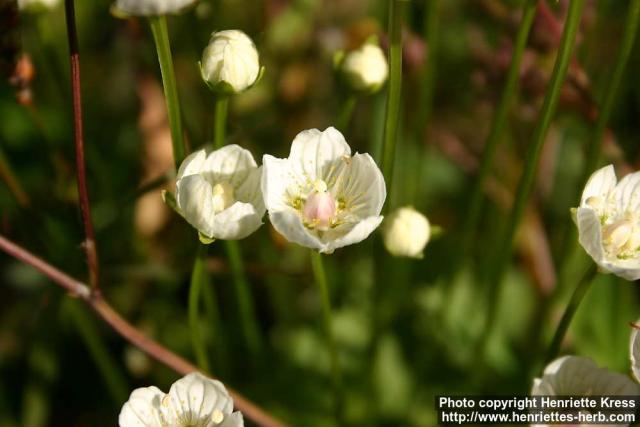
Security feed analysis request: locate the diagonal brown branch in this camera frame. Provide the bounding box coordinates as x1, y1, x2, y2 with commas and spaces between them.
0, 234, 287, 427
64, 0, 99, 289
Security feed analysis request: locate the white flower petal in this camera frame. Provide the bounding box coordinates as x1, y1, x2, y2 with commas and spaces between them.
631, 325, 640, 383
341, 42, 388, 92
577, 207, 605, 266
532, 356, 640, 396
177, 148, 208, 180
331, 153, 386, 217
236, 166, 264, 212
383, 207, 431, 258
262, 155, 297, 212
202, 144, 259, 189
324, 215, 384, 253
289, 127, 351, 182
113, 0, 196, 16
176, 174, 215, 237
219, 411, 244, 427
580, 164, 617, 207
118, 386, 165, 427
612, 171, 640, 214
201, 30, 260, 93
601, 258, 640, 281
269, 209, 326, 251
163, 373, 234, 426
209, 201, 264, 240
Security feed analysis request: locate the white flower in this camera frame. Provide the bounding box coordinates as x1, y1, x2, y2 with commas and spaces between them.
112, 0, 196, 16
532, 356, 639, 427
262, 127, 386, 253
119, 372, 243, 427
575, 165, 640, 280
340, 42, 388, 92
382, 206, 430, 258
175, 145, 264, 241
200, 30, 261, 94
17, 0, 60, 12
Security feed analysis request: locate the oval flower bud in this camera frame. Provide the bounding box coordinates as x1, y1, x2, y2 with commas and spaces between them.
200, 30, 261, 94
119, 372, 244, 426
174, 144, 265, 241
383, 206, 430, 259
575, 165, 640, 280
262, 127, 386, 254
340, 42, 388, 93
112, 0, 196, 16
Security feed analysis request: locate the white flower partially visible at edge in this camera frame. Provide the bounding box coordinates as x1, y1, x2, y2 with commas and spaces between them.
575, 164, 640, 280
340, 42, 388, 93
201, 30, 261, 94
18, 0, 60, 12
175, 144, 264, 241
531, 356, 639, 427
112, 0, 197, 16
629, 322, 640, 383
383, 206, 430, 259
262, 127, 386, 253
119, 372, 243, 427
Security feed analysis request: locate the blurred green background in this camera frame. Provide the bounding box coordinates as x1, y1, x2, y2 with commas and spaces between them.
2, 0, 640, 425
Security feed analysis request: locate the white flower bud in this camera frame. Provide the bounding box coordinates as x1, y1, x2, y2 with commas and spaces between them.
112, 0, 196, 16
382, 207, 430, 259
18, 0, 60, 12
340, 42, 388, 93
200, 30, 261, 94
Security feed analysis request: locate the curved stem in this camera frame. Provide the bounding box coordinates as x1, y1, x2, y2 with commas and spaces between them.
380, 0, 405, 202
214, 96, 229, 149
0, 234, 287, 427
545, 264, 597, 364
149, 16, 186, 168
459, 0, 537, 260
337, 94, 358, 132
225, 240, 263, 359
310, 251, 343, 423
189, 243, 211, 373
484, 0, 585, 337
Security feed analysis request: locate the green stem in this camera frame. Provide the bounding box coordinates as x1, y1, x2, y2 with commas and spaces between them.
337, 94, 358, 132
418, 0, 440, 136
214, 96, 229, 149
201, 278, 228, 374
583, 0, 640, 179
189, 243, 211, 373
66, 300, 129, 402
0, 148, 30, 208
459, 0, 537, 259
225, 240, 263, 358
545, 264, 597, 364
310, 251, 343, 423
380, 0, 405, 200
484, 0, 585, 335
149, 16, 186, 169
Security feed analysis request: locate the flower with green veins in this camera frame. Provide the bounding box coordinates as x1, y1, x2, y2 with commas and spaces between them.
262, 127, 386, 253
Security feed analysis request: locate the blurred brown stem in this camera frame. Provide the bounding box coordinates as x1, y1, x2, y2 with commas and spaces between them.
64, 0, 99, 290
0, 234, 287, 427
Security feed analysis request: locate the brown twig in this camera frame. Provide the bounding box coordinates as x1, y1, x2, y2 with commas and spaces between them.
64, 0, 99, 289
0, 234, 287, 427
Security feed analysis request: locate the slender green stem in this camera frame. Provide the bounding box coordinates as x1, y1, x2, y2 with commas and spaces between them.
201, 273, 228, 374
583, 0, 640, 179
214, 96, 229, 149
459, 0, 537, 259
310, 251, 343, 423
554, 0, 640, 279
225, 240, 263, 358
483, 0, 585, 339
0, 148, 30, 208
66, 300, 129, 402
337, 94, 358, 132
418, 0, 440, 136
149, 16, 186, 168
545, 264, 597, 364
380, 0, 405, 199
189, 243, 211, 373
